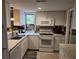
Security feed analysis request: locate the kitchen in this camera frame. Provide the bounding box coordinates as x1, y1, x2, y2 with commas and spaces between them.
3, 0, 76, 59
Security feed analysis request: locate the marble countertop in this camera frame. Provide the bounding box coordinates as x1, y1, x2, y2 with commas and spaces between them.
59, 44, 76, 59
8, 35, 27, 52
19, 31, 39, 35
8, 40, 20, 51
8, 32, 65, 52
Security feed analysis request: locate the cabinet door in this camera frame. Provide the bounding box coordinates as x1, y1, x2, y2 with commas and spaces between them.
9, 43, 21, 59
54, 36, 65, 50
28, 35, 39, 49
21, 37, 28, 59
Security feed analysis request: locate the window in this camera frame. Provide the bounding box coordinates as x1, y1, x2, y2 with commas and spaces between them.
25, 13, 35, 31
25, 14, 35, 24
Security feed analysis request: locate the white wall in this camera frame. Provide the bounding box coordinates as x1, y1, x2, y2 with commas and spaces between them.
71, 0, 76, 29
71, 10, 76, 29
20, 10, 26, 25
5, 1, 11, 27
36, 11, 66, 26
20, 11, 66, 26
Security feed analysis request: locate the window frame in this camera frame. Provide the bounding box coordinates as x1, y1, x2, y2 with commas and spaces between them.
24, 12, 36, 31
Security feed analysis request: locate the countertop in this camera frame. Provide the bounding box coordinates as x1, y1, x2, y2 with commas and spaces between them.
8, 35, 27, 52
19, 31, 39, 35
8, 40, 20, 51
8, 32, 65, 52
59, 44, 76, 59
8, 32, 39, 52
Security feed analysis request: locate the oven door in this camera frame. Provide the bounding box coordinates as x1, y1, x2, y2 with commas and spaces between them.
40, 39, 54, 48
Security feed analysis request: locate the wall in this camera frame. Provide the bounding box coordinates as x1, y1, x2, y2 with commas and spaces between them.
5, 1, 10, 27
71, 0, 76, 29
36, 11, 66, 26
3, 0, 9, 59
20, 11, 36, 25
71, 9, 76, 29
20, 10, 26, 25
13, 9, 20, 25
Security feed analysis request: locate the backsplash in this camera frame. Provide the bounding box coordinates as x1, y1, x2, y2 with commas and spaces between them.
36, 25, 66, 35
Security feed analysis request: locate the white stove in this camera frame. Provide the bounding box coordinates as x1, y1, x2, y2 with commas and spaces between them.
39, 30, 54, 52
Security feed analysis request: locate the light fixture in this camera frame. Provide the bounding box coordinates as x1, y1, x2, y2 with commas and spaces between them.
11, 18, 15, 21
38, 7, 42, 10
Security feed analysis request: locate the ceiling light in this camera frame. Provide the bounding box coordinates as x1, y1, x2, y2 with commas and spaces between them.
38, 7, 42, 10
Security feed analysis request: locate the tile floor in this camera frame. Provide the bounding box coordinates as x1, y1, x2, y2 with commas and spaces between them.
37, 52, 59, 59
23, 50, 37, 59
23, 50, 59, 59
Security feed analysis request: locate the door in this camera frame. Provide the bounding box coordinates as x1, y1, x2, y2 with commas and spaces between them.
39, 35, 54, 48
2, 0, 9, 59
21, 37, 28, 58
65, 8, 76, 44
69, 9, 76, 44
28, 35, 39, 49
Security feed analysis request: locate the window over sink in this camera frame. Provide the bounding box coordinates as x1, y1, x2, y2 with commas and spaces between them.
25, 13, 36, 31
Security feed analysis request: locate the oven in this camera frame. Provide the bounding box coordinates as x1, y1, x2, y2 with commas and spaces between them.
39, 33, 54, 52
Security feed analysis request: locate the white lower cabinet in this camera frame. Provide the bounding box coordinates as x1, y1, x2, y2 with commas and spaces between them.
54, 36, 65, 50
9, 43, 21, 59
28, 35, 39, 49
9, 36, 28, 59
21, 37, 28, 59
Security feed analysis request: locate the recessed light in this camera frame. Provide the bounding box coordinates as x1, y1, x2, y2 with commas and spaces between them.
38, 7, 42, 10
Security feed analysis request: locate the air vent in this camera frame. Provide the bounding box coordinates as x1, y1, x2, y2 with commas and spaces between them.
36, 0, 47, 2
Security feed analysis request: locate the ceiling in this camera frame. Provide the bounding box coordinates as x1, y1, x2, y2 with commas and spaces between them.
8, 0, 74, 12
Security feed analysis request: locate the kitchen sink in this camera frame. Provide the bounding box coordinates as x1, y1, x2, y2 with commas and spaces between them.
11, 35, 25, 40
